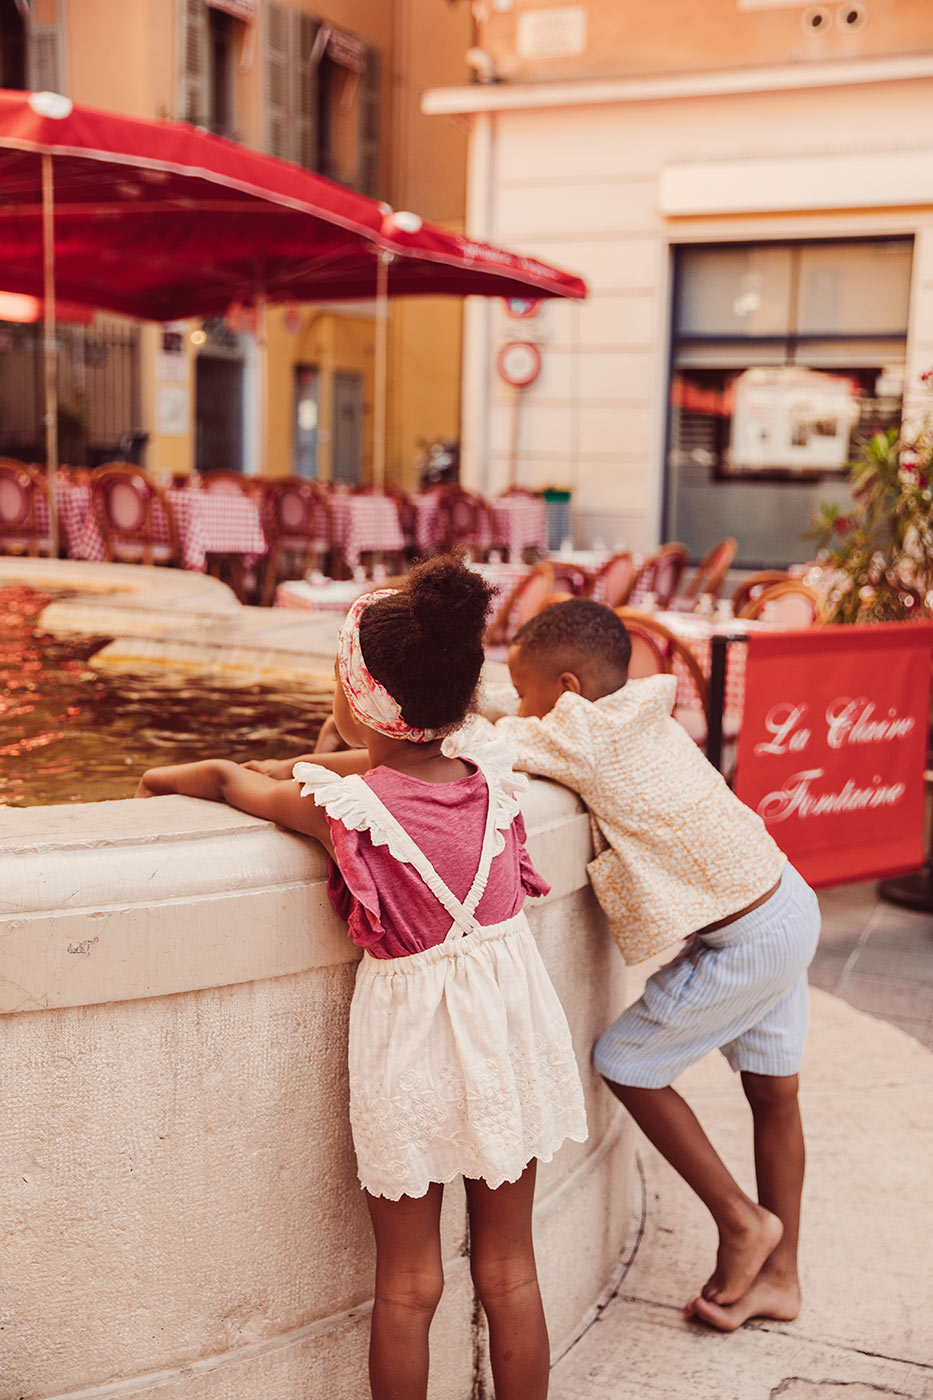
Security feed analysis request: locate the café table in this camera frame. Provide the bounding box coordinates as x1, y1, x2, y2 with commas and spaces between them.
274, 578, 369, 612
69, 484, 267, 572
411, 493, 547, 561
328, 492, 406, 573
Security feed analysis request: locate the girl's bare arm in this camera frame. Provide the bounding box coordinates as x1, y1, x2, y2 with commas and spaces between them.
241, 749, 370, 781
135, 759, 336, 857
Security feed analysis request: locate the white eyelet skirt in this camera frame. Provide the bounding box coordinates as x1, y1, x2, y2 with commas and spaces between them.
348, 910, 587, 1200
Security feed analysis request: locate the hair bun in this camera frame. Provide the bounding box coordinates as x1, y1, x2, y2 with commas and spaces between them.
406, 552, 493, 647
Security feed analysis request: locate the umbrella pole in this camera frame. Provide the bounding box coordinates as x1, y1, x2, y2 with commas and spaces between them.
372, 250, 390, 496
41, 151, 60, 558
257, 293, 268, 480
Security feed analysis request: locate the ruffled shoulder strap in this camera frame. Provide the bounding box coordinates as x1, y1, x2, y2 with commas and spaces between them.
293, 761, 482, 936
292, 762, 415, 866
442, 719, 528, 856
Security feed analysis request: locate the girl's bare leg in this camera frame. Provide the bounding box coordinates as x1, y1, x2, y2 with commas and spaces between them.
687, 1072, 804, 1331
464, 1162, 550, 1400
365, 1183, 445, 1400
605, 1080, 782, 1307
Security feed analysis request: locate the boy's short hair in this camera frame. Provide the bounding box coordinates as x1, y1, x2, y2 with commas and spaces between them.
512, 599, 632, 689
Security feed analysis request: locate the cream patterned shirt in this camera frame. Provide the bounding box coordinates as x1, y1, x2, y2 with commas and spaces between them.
488, 676, 786, 965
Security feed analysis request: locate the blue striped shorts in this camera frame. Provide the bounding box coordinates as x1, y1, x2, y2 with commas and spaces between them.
593, 863, 821, 1087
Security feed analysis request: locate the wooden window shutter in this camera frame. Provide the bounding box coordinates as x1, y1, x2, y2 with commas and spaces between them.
294, 9, 318, 172
264, 0, 291, 161
28, 23, 64, 94
180, 0, 209, 126
356, 48, 380, 198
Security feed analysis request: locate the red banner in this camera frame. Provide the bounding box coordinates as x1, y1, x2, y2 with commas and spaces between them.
733, 622, 933, 888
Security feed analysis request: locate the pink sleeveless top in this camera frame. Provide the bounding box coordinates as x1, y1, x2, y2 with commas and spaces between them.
293, 746, 549, 960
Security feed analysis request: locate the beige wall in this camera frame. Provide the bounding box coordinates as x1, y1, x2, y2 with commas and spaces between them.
477, 0, 933, 84
428, 51, 933, 551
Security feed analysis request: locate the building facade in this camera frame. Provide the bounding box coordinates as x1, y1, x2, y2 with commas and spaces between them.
0, 0, 473, 487
425, 0, 933, 565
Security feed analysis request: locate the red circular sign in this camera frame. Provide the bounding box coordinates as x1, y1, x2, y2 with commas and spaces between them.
497, 340, 542, 388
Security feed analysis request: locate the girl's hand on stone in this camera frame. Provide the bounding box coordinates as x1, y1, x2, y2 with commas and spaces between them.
241, 758, 296, 780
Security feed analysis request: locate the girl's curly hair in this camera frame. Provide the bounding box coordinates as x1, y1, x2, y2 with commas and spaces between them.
358, 551, 494, 734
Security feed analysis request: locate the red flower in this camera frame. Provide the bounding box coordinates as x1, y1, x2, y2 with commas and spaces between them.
834, 516, 852, 534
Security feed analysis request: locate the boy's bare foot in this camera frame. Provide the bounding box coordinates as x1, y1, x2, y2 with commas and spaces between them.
684, 1270, 801, 1332
702, 1205, 783, 1305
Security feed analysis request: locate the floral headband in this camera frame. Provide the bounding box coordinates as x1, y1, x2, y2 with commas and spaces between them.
336, 589, 440, 744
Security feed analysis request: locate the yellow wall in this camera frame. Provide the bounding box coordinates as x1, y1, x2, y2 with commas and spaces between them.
58, 0, 472, 488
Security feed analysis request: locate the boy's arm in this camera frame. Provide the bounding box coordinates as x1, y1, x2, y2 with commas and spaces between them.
494, 709, 592, 789
476, 680, 520, 722
135, 759, 336, 858
242, 749, 370, 780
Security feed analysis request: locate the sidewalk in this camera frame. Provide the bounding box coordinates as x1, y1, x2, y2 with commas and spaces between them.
549, 882, 933, 1400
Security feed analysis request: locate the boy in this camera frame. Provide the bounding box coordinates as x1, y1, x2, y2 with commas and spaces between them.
488, 599, 820, 1332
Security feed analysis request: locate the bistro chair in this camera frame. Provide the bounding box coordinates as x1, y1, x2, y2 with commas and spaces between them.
89, 463, 180, 567
591, 550, 636, 608
615, 606, 711, 746
485, 562, 555, 649
730, 571, 792, 616
0, 459, 52, 557
672, 537, 737, 612
435, 487, 495, 559
261, 476, 334, 606
626, 542, 689, 610
549, 562, 595, 597
737, 580, 822, 626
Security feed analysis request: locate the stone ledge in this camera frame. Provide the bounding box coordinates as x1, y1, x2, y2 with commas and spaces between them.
0, 778, 591, 1015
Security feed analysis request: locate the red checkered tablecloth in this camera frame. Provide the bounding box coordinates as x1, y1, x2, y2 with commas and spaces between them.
274, 579, 369, 612
660, 613, 758, 730
31, 481, 91, 556
412, 494, 545, 560
492, 497, 547, 559
69, 487, 267, 572
329, 494, 405, 572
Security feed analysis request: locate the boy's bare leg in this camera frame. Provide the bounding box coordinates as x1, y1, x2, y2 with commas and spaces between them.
686, 1072, 804, 1331
605, 1079, 782, 1307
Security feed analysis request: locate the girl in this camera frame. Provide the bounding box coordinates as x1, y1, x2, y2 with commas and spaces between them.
135, 553, 587, 1400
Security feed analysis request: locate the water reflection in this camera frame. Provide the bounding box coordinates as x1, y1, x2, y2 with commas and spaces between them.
0, 586, 332, 807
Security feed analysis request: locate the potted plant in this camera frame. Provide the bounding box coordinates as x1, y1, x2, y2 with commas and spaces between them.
807, 373, 933, 623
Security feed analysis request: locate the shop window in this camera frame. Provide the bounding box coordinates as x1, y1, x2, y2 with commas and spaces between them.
665, 238, 912, 568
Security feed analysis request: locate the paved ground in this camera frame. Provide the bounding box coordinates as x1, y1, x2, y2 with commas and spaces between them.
810, 878, 933, 1051
549, 879, 933, 1400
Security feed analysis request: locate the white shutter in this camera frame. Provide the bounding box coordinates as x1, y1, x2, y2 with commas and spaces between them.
180, 0, 209, 126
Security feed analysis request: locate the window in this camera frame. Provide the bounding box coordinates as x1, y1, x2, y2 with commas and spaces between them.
665, 238, 913, 567
1, 0, 64, 93
0, 0, 26, 90
264, 3, 380, 196
207, 7, 235, 136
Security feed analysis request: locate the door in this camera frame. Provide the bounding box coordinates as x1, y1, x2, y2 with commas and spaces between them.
294, 364, 319, 477
195, 354, 243, 474
332, 371, 363, 484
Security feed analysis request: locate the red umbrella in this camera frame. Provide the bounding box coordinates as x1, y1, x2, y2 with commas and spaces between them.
0, 89, 586, 513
